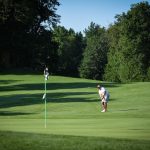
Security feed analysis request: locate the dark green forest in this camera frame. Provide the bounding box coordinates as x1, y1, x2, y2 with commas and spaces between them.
0, 0, 150, 82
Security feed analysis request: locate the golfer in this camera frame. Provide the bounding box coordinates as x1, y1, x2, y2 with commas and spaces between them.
97, 85, 109, 112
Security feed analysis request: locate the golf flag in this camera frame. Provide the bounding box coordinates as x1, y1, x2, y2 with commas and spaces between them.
42, 93, 46, 99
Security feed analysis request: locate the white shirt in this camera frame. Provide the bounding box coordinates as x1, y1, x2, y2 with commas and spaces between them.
98, 87, 109, 102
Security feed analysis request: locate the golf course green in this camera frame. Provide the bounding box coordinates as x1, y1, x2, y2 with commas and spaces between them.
0, 75, 150, 150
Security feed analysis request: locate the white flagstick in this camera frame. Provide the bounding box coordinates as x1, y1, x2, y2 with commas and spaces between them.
43, 67, 49, 128
45, 78, 47, 128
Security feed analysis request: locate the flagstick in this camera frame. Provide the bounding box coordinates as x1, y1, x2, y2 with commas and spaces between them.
45, 78, 47, 128
44, 67, 49, 128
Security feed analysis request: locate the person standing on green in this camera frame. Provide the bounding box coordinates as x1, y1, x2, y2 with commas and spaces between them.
97, 85, 110, 112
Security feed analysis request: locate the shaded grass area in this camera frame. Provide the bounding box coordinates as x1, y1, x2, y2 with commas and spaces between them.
0, 92, 99, 110
0, 131, 150, 150
0, 81, 119, 92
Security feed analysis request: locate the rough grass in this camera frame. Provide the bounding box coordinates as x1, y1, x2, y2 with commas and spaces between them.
0, 131, 150, 150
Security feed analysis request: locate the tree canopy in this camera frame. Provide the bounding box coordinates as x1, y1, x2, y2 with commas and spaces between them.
52, 26, 85, 76
104, 1, 150, 82
79, 22, 108, 80
0, 0, 60, 70
0, 1, 150, 82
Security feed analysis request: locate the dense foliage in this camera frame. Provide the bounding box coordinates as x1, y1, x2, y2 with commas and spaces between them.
0, 1, 150, 82
52, 26, 85, 76
0, 0, 60, 71
104, 1, 150, 82
79, 22, 108, 79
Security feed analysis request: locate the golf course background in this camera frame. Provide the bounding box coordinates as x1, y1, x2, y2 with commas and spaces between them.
0, 75, 150, 150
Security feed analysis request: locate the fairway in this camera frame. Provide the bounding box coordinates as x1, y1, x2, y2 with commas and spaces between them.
0, 75, 150, 150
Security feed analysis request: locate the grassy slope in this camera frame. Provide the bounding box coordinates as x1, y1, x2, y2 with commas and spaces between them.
0, 75, 150, 150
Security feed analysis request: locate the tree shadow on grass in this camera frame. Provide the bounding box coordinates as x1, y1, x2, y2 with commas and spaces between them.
0, 111, 35, 116
0, 80, 22, 84
0, 81, 119, 110
0, 93, 44, 109
108, 98, 116, 102
0, 82, 120, 92
0, 91, 98, 109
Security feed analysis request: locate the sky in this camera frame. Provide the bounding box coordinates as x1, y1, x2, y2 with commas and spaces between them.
57, 0, 150, 33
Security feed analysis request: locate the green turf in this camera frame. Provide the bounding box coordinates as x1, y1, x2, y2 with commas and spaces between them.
0, 75, 150, 150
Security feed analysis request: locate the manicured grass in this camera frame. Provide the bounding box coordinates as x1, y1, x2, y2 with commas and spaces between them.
0, 75, 150, 149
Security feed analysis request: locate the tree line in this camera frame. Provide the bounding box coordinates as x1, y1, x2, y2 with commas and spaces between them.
0, 0, 150, 82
